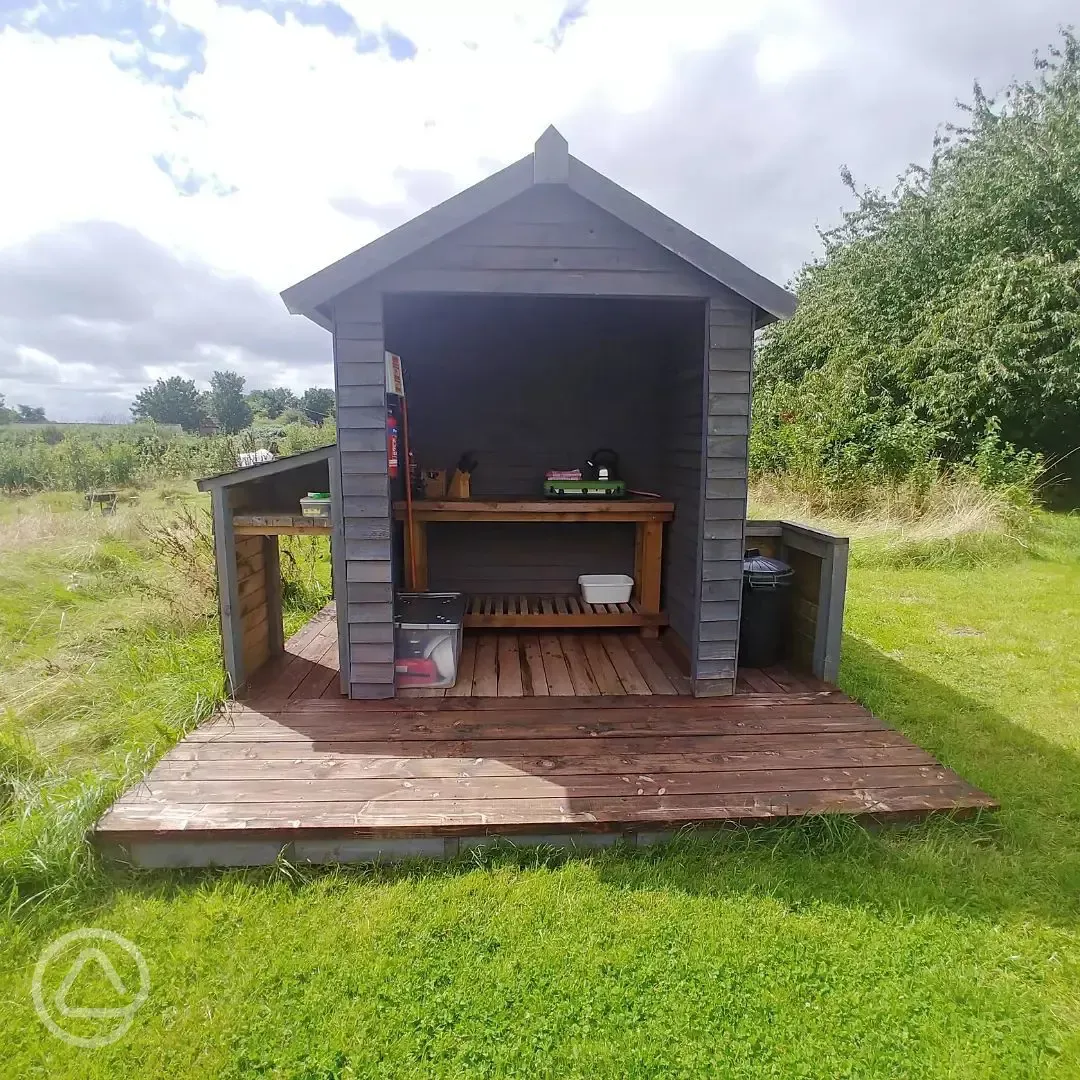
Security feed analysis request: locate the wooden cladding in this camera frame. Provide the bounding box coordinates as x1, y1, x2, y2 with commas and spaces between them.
333, 299, 394, 698
693, 296, 754, 696
236, 535, 272, 676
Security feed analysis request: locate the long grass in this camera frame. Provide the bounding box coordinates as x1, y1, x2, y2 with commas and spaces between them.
748, 473, 1049, 568
0, 488, 330, 902
0, 489, 1078, 1076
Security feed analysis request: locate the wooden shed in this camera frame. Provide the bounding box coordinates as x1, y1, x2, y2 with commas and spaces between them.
93, 129, 999, 866
272, 126, 847, 700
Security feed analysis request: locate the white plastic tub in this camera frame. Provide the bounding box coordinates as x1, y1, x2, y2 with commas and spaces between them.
578, 574, 634, 605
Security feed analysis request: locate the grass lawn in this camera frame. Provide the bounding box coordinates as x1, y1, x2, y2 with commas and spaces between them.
0, 494, 1077, 1078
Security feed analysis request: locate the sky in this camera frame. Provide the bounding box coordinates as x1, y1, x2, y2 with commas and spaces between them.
0, 0, 1075, 421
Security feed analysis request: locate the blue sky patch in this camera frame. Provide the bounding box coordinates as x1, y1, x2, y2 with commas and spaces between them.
384, 26, 417, 61
0, 0, 207, 88
218, 0, 415, 58
1, 0, 417, 86
153, 154, 237, 198
550, 0, 587, 49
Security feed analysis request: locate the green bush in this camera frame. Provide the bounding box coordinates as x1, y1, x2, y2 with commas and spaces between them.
752, 31, 1079, 496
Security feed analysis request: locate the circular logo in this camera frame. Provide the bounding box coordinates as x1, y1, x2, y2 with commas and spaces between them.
32, 928, 150, 1048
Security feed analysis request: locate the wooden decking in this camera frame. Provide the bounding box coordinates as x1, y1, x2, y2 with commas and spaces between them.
94, 608, 996, 866
255, 603, 816, 700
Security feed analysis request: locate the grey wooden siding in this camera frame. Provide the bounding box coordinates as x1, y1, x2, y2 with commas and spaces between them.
333, 295, 395, 699
426, 522, 636, 594
658, 311, 706, 656
360, 184, 718, 299
331, 178, 756, 699
693, 295, 755, 695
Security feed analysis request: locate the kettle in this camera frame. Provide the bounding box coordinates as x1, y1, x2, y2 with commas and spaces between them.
584, 448, 620, 481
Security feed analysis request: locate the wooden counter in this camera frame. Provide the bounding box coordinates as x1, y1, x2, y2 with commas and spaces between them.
393, 499, 674, 633
232, 512, 331, 536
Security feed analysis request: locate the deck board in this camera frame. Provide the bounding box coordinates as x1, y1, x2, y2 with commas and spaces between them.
96, 609, 997, 863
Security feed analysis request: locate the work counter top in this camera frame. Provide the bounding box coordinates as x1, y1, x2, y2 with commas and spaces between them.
392, 498, 674, 522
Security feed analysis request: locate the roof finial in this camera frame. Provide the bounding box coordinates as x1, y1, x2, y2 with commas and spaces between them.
533, 125, 569, 184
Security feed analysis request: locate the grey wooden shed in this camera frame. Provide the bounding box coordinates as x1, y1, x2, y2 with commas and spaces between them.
272, 127, 847, 700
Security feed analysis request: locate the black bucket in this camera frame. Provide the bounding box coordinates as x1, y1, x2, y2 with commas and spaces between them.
738, 549, 794, 668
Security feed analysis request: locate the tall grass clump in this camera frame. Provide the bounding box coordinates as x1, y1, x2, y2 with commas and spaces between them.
0, 489, 336, 901
748, 471, 1044, 569
0, 497, 227, 898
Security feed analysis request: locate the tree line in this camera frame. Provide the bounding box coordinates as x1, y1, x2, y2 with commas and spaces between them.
0, 396, 47, 424
130, 372, 335, 434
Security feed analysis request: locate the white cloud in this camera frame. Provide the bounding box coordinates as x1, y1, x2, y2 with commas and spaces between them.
0, 0, 1074, 418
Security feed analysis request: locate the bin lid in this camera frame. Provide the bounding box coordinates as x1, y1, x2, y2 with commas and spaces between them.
395, 591, 466, 628
742, 549, 794, 588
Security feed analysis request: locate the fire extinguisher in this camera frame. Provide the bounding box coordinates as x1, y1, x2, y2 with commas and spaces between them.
386, 406, 399, 479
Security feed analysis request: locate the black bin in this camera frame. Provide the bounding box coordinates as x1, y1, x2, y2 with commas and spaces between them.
738, 549, 794, 668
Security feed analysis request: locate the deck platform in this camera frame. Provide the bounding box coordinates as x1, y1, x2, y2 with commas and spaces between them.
95, 607, 997, 867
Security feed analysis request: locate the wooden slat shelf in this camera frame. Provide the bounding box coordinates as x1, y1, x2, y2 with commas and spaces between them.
464, 593, 667, 629
233, 513, 331, 536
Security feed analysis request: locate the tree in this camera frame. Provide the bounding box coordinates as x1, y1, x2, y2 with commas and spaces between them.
753, 30, 1080, 482
131, 376, 206, 432
247, 386, 299, 419
300, 387, 335, 423
209, 370, 253, 434
16, 404, 47, 423
0, 394, 17, 423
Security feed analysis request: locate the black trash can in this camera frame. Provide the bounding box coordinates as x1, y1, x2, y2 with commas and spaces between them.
738, 549, 794, 668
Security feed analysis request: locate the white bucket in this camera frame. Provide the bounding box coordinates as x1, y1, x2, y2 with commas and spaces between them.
578, 574, 634, 605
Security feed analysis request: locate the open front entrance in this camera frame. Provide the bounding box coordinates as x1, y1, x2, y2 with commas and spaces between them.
383, 292, 707, 666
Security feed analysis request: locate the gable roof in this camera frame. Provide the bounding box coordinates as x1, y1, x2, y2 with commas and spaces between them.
195, 445, 336, 491
281, 127, 796, 328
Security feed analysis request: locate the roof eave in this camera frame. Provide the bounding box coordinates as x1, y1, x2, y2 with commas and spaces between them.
280, 154, 535, 322
566, 157, 796, 320
196, 445, 337, 492
279, 128, 797, 324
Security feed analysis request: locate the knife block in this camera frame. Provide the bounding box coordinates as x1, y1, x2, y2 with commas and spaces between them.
447, 469, 471, 499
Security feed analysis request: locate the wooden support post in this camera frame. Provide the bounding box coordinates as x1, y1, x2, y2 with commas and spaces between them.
638, 520, 663, 638
814, 538, 849, 683
263, 534, 284, 657
633, 522, 645, 604
328, 446, 349, 696
405, 519, 429, 591
211, 489, 245, 696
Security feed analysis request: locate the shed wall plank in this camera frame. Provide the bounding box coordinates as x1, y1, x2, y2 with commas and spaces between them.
333, 302, 396, 696
695, 299, 754, 694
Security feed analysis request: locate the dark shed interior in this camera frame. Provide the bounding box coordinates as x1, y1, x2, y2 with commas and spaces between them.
383, 292, 705, 651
